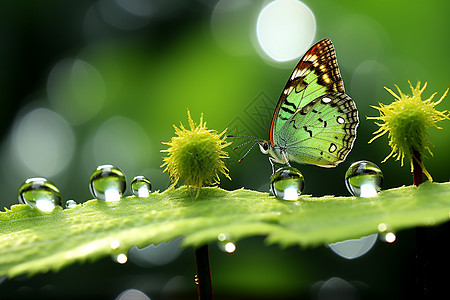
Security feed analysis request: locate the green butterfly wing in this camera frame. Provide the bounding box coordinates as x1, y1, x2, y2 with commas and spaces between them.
270, 39, 359, 167
276, 92, 358, 166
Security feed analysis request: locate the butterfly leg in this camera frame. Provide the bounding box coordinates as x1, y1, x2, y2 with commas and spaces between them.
283, 152, 291, 167
268, 157, 291, 174
268, 156, 277, 174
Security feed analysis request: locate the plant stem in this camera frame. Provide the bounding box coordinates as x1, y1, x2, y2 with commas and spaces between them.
412, 150, 429, 298
195, 245, 214, 300
412, 151, 423, 186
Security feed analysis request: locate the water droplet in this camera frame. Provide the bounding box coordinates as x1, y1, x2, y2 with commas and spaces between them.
345, 160, 383, 197
131, 175, 152, 197
89, 164, 126, 201
65, 199, 77, 209
270, 166, 304, 200
18, 177, 62, 212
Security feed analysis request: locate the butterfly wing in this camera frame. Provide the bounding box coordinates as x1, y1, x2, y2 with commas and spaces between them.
270, 39, 359, 167
270, 39, 344, 144
277, 92, 358, 166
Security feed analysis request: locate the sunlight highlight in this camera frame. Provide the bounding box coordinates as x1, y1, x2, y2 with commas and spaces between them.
256, 0, 316, 62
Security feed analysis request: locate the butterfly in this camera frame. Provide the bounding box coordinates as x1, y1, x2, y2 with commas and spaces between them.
229, 39, 359, 172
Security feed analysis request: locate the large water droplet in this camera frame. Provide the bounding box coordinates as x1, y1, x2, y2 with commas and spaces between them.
131, 175, 151, 197
345, 160, 383, 197
270, 166, 304, 200
18, 177, 62, 212
89, 164, 126, 201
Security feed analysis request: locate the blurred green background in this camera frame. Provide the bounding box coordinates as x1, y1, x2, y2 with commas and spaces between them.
1, 0, 449, 299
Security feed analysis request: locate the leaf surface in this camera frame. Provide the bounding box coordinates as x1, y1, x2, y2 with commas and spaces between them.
1, 181, 450, 277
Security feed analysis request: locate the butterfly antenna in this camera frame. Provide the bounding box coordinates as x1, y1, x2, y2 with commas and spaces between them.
227, 134, 263, 150
227, 134, 264, 163
236, 142, 259, 163
227, 134, 260, 139
231, 139, 259, 151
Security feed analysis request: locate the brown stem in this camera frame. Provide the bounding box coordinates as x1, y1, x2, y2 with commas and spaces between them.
412, 150, 429, 298
195, 245, 213, 300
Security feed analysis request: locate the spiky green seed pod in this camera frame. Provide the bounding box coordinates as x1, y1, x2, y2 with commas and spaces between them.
161, 110, 231, 195
368, 81, 449, 181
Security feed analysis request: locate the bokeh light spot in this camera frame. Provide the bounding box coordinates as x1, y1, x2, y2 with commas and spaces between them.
12, 108, 75, 177
116, 253, 128, 264
115, 289, 150, 300
98, 0, 152, 30
48, 59, 106, 125
332, 14, 388, 71
224, 242, 236, 253
211, 0, 257, 56
317, 277, 359, 300
85, 116, 152, 177
256, 0, 316, 62
385, 232, 396, 243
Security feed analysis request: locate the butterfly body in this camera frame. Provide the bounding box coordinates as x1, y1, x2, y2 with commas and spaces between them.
230, 39, 358, 171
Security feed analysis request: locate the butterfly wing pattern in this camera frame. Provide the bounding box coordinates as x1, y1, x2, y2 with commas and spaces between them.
270, 39, 358, 167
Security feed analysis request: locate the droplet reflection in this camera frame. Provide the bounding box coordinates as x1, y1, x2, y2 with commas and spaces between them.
131, 175, 152, 197
18, 177, 62, 212
328, 234, 378, 259
89, 164, 126, 201
270, 166, 304, 200
345, 160, 383, 197
65, 199, 77, 209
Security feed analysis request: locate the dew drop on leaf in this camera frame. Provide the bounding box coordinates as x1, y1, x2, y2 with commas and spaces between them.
270, 166, 305, 200
18, 177, 62, 212
131, 175, 152, 197
345, 160, 383, 197
65, 199, 77, 209
89, 164, 126, 201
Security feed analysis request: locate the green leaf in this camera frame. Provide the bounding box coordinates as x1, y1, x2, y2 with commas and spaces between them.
1, 181, 450, 278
